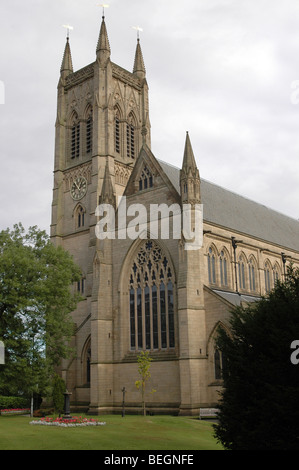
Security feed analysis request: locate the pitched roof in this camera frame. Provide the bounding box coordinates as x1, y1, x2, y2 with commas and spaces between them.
158, 159, 299, 252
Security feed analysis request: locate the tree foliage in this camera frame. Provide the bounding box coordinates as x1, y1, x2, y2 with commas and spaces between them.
214, 266, 299, 450
0, 224, 81, 398
135, 351, 156, 416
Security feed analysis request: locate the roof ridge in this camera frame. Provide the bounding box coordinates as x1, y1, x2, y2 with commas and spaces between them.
157, 158, 299, 224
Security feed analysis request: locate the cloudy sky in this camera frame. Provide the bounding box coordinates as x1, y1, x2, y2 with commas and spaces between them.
1, 0, 299, 234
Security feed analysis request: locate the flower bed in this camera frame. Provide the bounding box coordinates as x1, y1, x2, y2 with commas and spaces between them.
30, 416, 106, 427
1, 408, 30, 416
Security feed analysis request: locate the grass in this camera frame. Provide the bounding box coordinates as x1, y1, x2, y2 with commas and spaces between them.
0, 414, 223, 450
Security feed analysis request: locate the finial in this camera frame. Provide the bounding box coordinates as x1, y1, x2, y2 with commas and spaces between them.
62, 24, 74, 40
132, 25, 143, 41
97, 3, 110, 18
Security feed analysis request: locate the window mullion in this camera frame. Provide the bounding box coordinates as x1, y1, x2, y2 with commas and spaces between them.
149, 283, 153, 351
165, 278, 169, 349
157, 281, 161, 350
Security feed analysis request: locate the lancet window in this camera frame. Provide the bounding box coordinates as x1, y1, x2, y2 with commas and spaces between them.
115, 108, 121, 154
77, 205, 85, 228
264, 261, 271, 292
71, 113, 80, 159
214, 349, 227, 380
86, 110, 93, 155
273, 263, 281, 285
248, 258, 256, 292
208, 247, 216, 284
219, 250, 228, 287
127, 113, 136, 159
129, 241, 175, 351
238, 255, 246, 290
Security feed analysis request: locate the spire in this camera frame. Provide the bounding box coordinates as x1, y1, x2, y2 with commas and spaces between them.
100, 159, 115, 206
182, 132, 198, 174
96, 16, 111, 65
180, 132, 200, 204
133, 38, 146, 79
60, 37, 73, 77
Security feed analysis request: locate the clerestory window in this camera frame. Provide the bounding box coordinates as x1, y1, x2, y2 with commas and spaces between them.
238, 255, 246, 290
264, 262, 271, 292
208, 247, 216, 284
219, 250, 228, 287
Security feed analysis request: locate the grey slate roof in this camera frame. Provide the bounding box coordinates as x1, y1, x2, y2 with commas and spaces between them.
212, 289, 260, 307
158, 159, 299, 252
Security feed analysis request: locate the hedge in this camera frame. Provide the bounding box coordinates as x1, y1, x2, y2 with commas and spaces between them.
0, 396, 29, 410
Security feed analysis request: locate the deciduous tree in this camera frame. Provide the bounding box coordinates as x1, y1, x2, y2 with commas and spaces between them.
135, 351, 156, 416
0, 224, 81, 400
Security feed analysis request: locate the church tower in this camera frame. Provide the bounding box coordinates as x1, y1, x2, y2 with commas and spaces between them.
50, 14, 151, 409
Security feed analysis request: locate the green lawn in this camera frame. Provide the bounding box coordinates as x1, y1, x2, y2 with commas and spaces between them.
0, 414, 223, 450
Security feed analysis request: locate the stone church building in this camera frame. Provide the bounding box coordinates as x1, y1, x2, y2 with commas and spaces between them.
50, 16, 299, 415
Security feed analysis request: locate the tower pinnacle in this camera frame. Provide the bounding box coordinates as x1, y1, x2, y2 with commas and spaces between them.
180, 132, 201, 204
60, 36, 73, 77
182, 132, 198, 174
133, 38, 146, 79
96, 15, 111, 65
100, 159, 115, 207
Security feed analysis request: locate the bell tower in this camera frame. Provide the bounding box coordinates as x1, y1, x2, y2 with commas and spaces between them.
50, 14, 151, 410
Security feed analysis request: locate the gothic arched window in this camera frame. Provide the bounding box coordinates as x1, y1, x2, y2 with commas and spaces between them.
129, 241, 175, 351
248, 257, 256, 292
214, 349, 226, 380
71, 113, 80, 159
238, 255, 246, 290
208, 247, 216, 284
115, 108, 121, 154
127, 112, 136, 159
219, 250, 228, 287
75, 204, 86, 229
82, 338, 91, 385
264, 261, 271, 292
139, 166, 153, 191
273, 263, 281, 286
86, 109, 93, 155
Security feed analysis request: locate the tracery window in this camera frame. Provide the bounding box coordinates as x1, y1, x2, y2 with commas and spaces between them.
139, 166, 153, 191
77, 205, 85, 228
129, 241, 175, 351
208, 247, 216, 284
74, 204, 86, 229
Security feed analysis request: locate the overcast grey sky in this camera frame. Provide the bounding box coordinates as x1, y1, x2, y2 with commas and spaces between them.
1, 0, 299, 234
